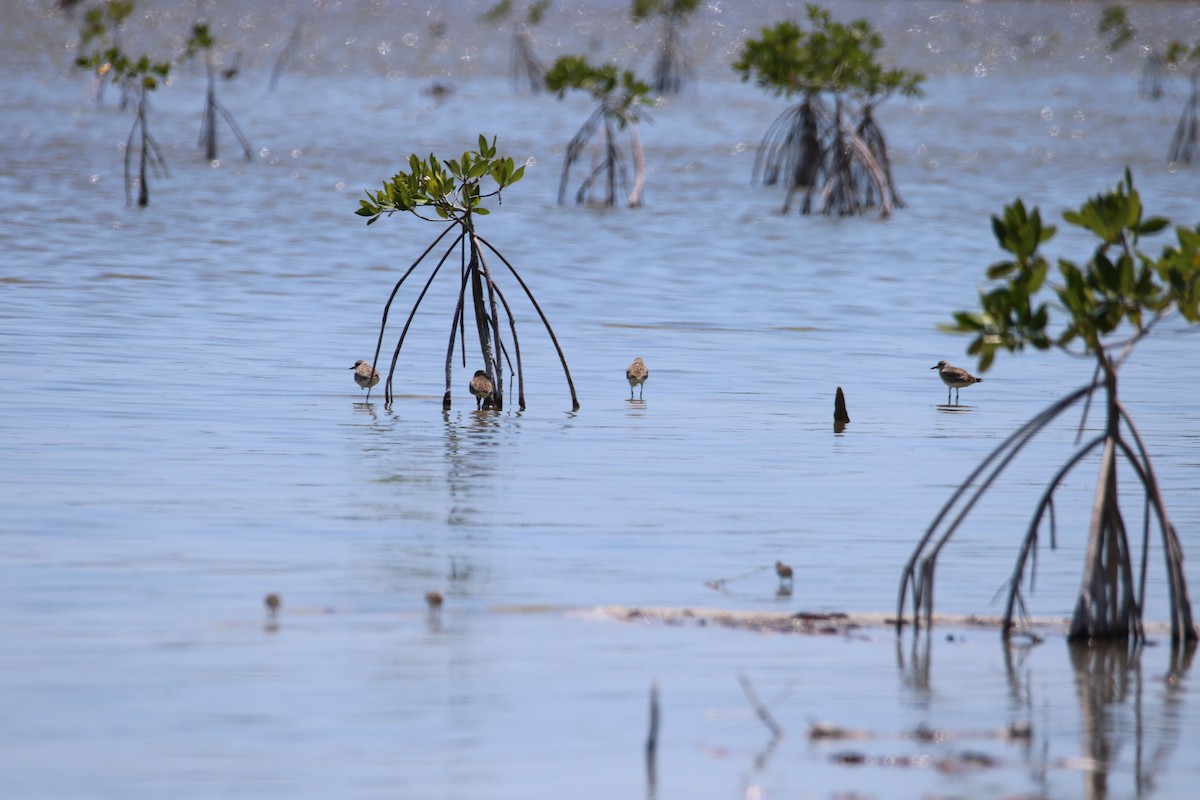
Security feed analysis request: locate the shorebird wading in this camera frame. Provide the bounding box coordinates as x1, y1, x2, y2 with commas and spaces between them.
931, 360, 982, 404
626, 357, 648, 400
469, 370, 495, 410
350, 360, 380, 391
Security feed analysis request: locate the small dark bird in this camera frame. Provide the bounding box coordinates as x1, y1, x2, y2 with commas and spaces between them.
775, 561, 794, 587
469, 370, 494, 410
350, 360, 380, 390
931, 360, 983, 404
425, 591, 444, 610
626, 357, 648, 400
264, 593, 281, 616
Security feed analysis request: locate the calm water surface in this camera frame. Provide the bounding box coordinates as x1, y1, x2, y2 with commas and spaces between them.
2, 1, 1200, 798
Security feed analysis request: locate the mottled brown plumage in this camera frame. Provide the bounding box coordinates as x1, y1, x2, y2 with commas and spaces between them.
350, 359, 380, 390
626, 357, 648, 400
931, 360, 983, 404
469, 370, 495, 410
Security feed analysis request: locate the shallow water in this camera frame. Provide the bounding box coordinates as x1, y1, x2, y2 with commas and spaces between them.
3, 1, 1200, 798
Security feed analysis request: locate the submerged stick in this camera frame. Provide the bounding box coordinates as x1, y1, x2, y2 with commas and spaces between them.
645, 680, 659, 800
704, 565, 769, 590
737, 672, 784, 740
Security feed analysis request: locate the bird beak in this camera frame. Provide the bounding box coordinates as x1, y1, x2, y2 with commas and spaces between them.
930, 365, 938, 369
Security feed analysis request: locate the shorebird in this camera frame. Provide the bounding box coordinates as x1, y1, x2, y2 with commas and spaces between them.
931, 360, 983, 404
775, 560, 794, 588
626, 357, 648, 399
350, 359, 380, 391
469, 370, 495, 410
263, 592, 281, 632
425, 590, 444, 631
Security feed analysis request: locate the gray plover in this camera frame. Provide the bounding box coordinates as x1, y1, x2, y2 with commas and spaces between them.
469, 370, 495, 410
931, 360, 982, 404
775, 560, 794, 588
350, 360, 380, 390
626, 357, 648, 399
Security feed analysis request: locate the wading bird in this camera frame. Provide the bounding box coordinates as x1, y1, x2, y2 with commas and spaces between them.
931, 360, 982, 404
626, 357, 648, 400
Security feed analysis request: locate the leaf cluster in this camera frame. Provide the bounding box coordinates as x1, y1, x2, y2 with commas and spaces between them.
631, 0, 700, 23
480, 0, 512, 23
732, 5, 924, 103
1099, 4, 1200, 65
77, 48, 171, 90
75, 0, 170, 90
948, 170, 1200, 370
482, 0, 549, 26
1162, 39, 1200, 67
1098, 5, 1134, 52
544, 55, 651, 124
356, 135, 525, 224
184, 22, 214, 59
79, 0, 134, 48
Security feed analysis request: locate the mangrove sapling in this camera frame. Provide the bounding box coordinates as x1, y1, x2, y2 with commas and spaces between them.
184, 22, 252, 163
481, 0, 550, 92
1169, 70, 1200, 165
1100, 4, 1167, 100
119, 58, 172, 208
1099, 5, 1200, 164
852, 62, 917, 210
732, 6, 923, 218
74, 6, 171, 207
73, 0, 136, 108
897, 171, 1199, 645
355, 136, 579, 411
631, 0, 700, 95
270, 18, 303, 90
545, 56, 652, 207
1152, 42, 1200, 165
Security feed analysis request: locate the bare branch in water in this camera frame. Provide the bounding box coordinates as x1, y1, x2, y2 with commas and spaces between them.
645, 680, 659, 800
704, 565, 770, 590
737, 672, 784, 740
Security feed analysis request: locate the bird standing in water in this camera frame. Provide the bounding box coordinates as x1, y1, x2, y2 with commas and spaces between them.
350, 360, 380, 391
931, 360, 982, 404
775, 560, 794, 590
626, 357, 648, 400
469, 370, 495, 410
